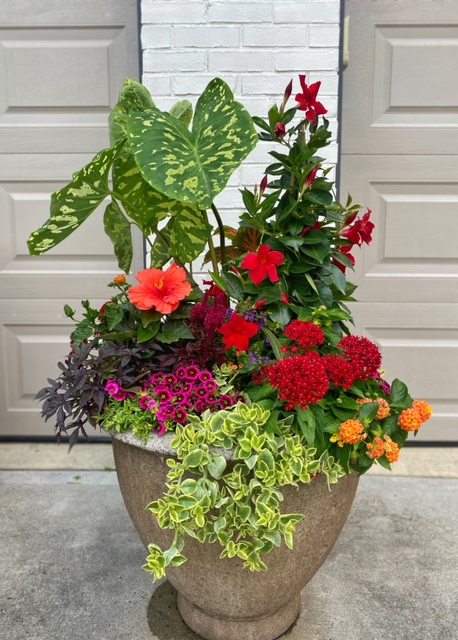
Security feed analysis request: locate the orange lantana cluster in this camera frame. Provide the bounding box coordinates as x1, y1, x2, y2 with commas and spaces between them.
366, 435, 400, 463
357, 397, 391, 420
399, 400, 433, 432
331, 419, 366, 447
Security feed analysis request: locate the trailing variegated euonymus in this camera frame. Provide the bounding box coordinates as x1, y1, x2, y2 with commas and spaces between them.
30, 76, 433, 577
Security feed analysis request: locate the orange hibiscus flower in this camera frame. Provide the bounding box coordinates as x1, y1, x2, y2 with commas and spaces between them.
128, 263, 191, 314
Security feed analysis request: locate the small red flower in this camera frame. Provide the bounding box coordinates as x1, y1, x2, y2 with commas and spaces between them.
295, 75, 327, 123
260, 175, 268, 194
339, 335, 382, 381
241, 244, 285, 286
281, 293, 290, 304
218, 312, 259, 351
342, 209, 374, 247
275, 123, 286, 139
255, 299, 267, 309
283, 79, 293, 103
305, 166, 319, 186
285, 320, 325, 349
301, 221, 322, 237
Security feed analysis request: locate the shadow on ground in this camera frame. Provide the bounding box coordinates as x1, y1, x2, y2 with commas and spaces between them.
147, 582, 200, 640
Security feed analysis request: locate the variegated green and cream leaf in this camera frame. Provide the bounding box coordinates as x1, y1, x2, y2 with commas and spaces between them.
109, 78, 155, 145
126, 78, 258, 209
170, 207, 211, 263
103, 200, 133, 273
28, 142, 124, 255
112, 152, 169, 231
169, 100, 193, 128
149, 220, 173, 268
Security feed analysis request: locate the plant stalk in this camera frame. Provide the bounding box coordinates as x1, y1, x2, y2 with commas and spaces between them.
210, 203, 227, 266
201, 209, 219, 276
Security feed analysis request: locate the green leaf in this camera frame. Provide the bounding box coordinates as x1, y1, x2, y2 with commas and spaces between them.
221, 270, 243, 300
105, 305, 124, 330
391, 379, 409, 404
157, 319, 194, 343
377, 457, 392, 472
70, 323, 93, 345
382, 414, 399, 436
137, 323, 160, 343
278, 236, 304, 251
358, 402, 379, 423
305, 189, 333, 206
207, 455, 227, 479
112, 152, 170, 232
169, 100, 193, 127
103, 200, 133, 273
297, 406, 316, 445
337, 445, 351, 474
183, 449, 204, 468
150, 221, 172, 267
246, 384, 274, 402
328, 263, 347, 294
141, 310, 162, 328
109, 78, 155, 145
127, 78, 258, 209
170, 205, 211, 262
262, 327, 283, 360
301, 244, 329, 264
28, 142, 123, 255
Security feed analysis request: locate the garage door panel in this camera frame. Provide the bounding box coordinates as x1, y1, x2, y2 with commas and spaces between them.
0, 26, 132, 153
340, 155, 458, 302
343, 0, 458, 154
0, 0, 140, 436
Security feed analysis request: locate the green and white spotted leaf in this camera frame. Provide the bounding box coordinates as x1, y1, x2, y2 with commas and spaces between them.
127, 78, 258, 209
149, 220, 173, 267
112, 152, 169, 232
103, 200, 133, 273
28, 141, 123, 255
109, 78, 155, 145
169, 100, 193, 128
170, 207, 210, 263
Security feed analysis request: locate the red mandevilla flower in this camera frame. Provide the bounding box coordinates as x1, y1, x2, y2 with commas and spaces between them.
295, 75, 327, 123
301, 221, 322, 237
305, 166, 319, 186
285, 320, 325, 349
267, 353, 329, 410
275, 123, 286, 139
218, 312, 259, 352
339, 335, 382, 380
342, 209, 374, 247
241, 244, 285, 286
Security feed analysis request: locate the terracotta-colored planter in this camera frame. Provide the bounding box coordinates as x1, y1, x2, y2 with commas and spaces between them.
112, 431, 359, 640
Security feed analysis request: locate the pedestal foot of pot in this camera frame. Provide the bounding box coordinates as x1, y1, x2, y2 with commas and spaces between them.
177, 591, 301, 640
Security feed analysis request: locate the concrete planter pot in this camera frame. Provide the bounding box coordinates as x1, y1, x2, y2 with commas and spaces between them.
112, 431, 359, 640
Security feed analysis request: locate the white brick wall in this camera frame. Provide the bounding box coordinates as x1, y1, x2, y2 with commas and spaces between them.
141, 0, 341, 265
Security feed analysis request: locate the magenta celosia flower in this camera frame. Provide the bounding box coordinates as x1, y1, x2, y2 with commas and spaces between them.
105, 380, 120, 396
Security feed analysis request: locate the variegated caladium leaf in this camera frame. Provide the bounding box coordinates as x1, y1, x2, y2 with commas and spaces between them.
169, 100, 193, 128
112, 152, 170, 231
109, 78, 155, 145
103, 200, 133, 273
149, 220, 173, 268
28, 141, 124, 255
126, 78, 258, 209
170, 206, 211, 263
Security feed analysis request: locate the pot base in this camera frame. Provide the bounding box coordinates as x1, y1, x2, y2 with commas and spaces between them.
177, 591, 301, 640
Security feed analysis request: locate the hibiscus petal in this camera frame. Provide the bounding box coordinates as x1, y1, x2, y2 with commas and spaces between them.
135, 268, 165, 285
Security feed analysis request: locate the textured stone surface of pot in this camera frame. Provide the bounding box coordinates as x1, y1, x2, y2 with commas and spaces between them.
112, 431, 359, 640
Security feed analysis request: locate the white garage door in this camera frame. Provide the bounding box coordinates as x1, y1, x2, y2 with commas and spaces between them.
341, 0, 458, 441
0, 0, 141, 436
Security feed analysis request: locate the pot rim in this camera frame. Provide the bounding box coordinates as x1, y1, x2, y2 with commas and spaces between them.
111, 429, 235, 460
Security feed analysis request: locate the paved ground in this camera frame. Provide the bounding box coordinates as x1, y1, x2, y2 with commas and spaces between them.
1, 471, 457, 640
